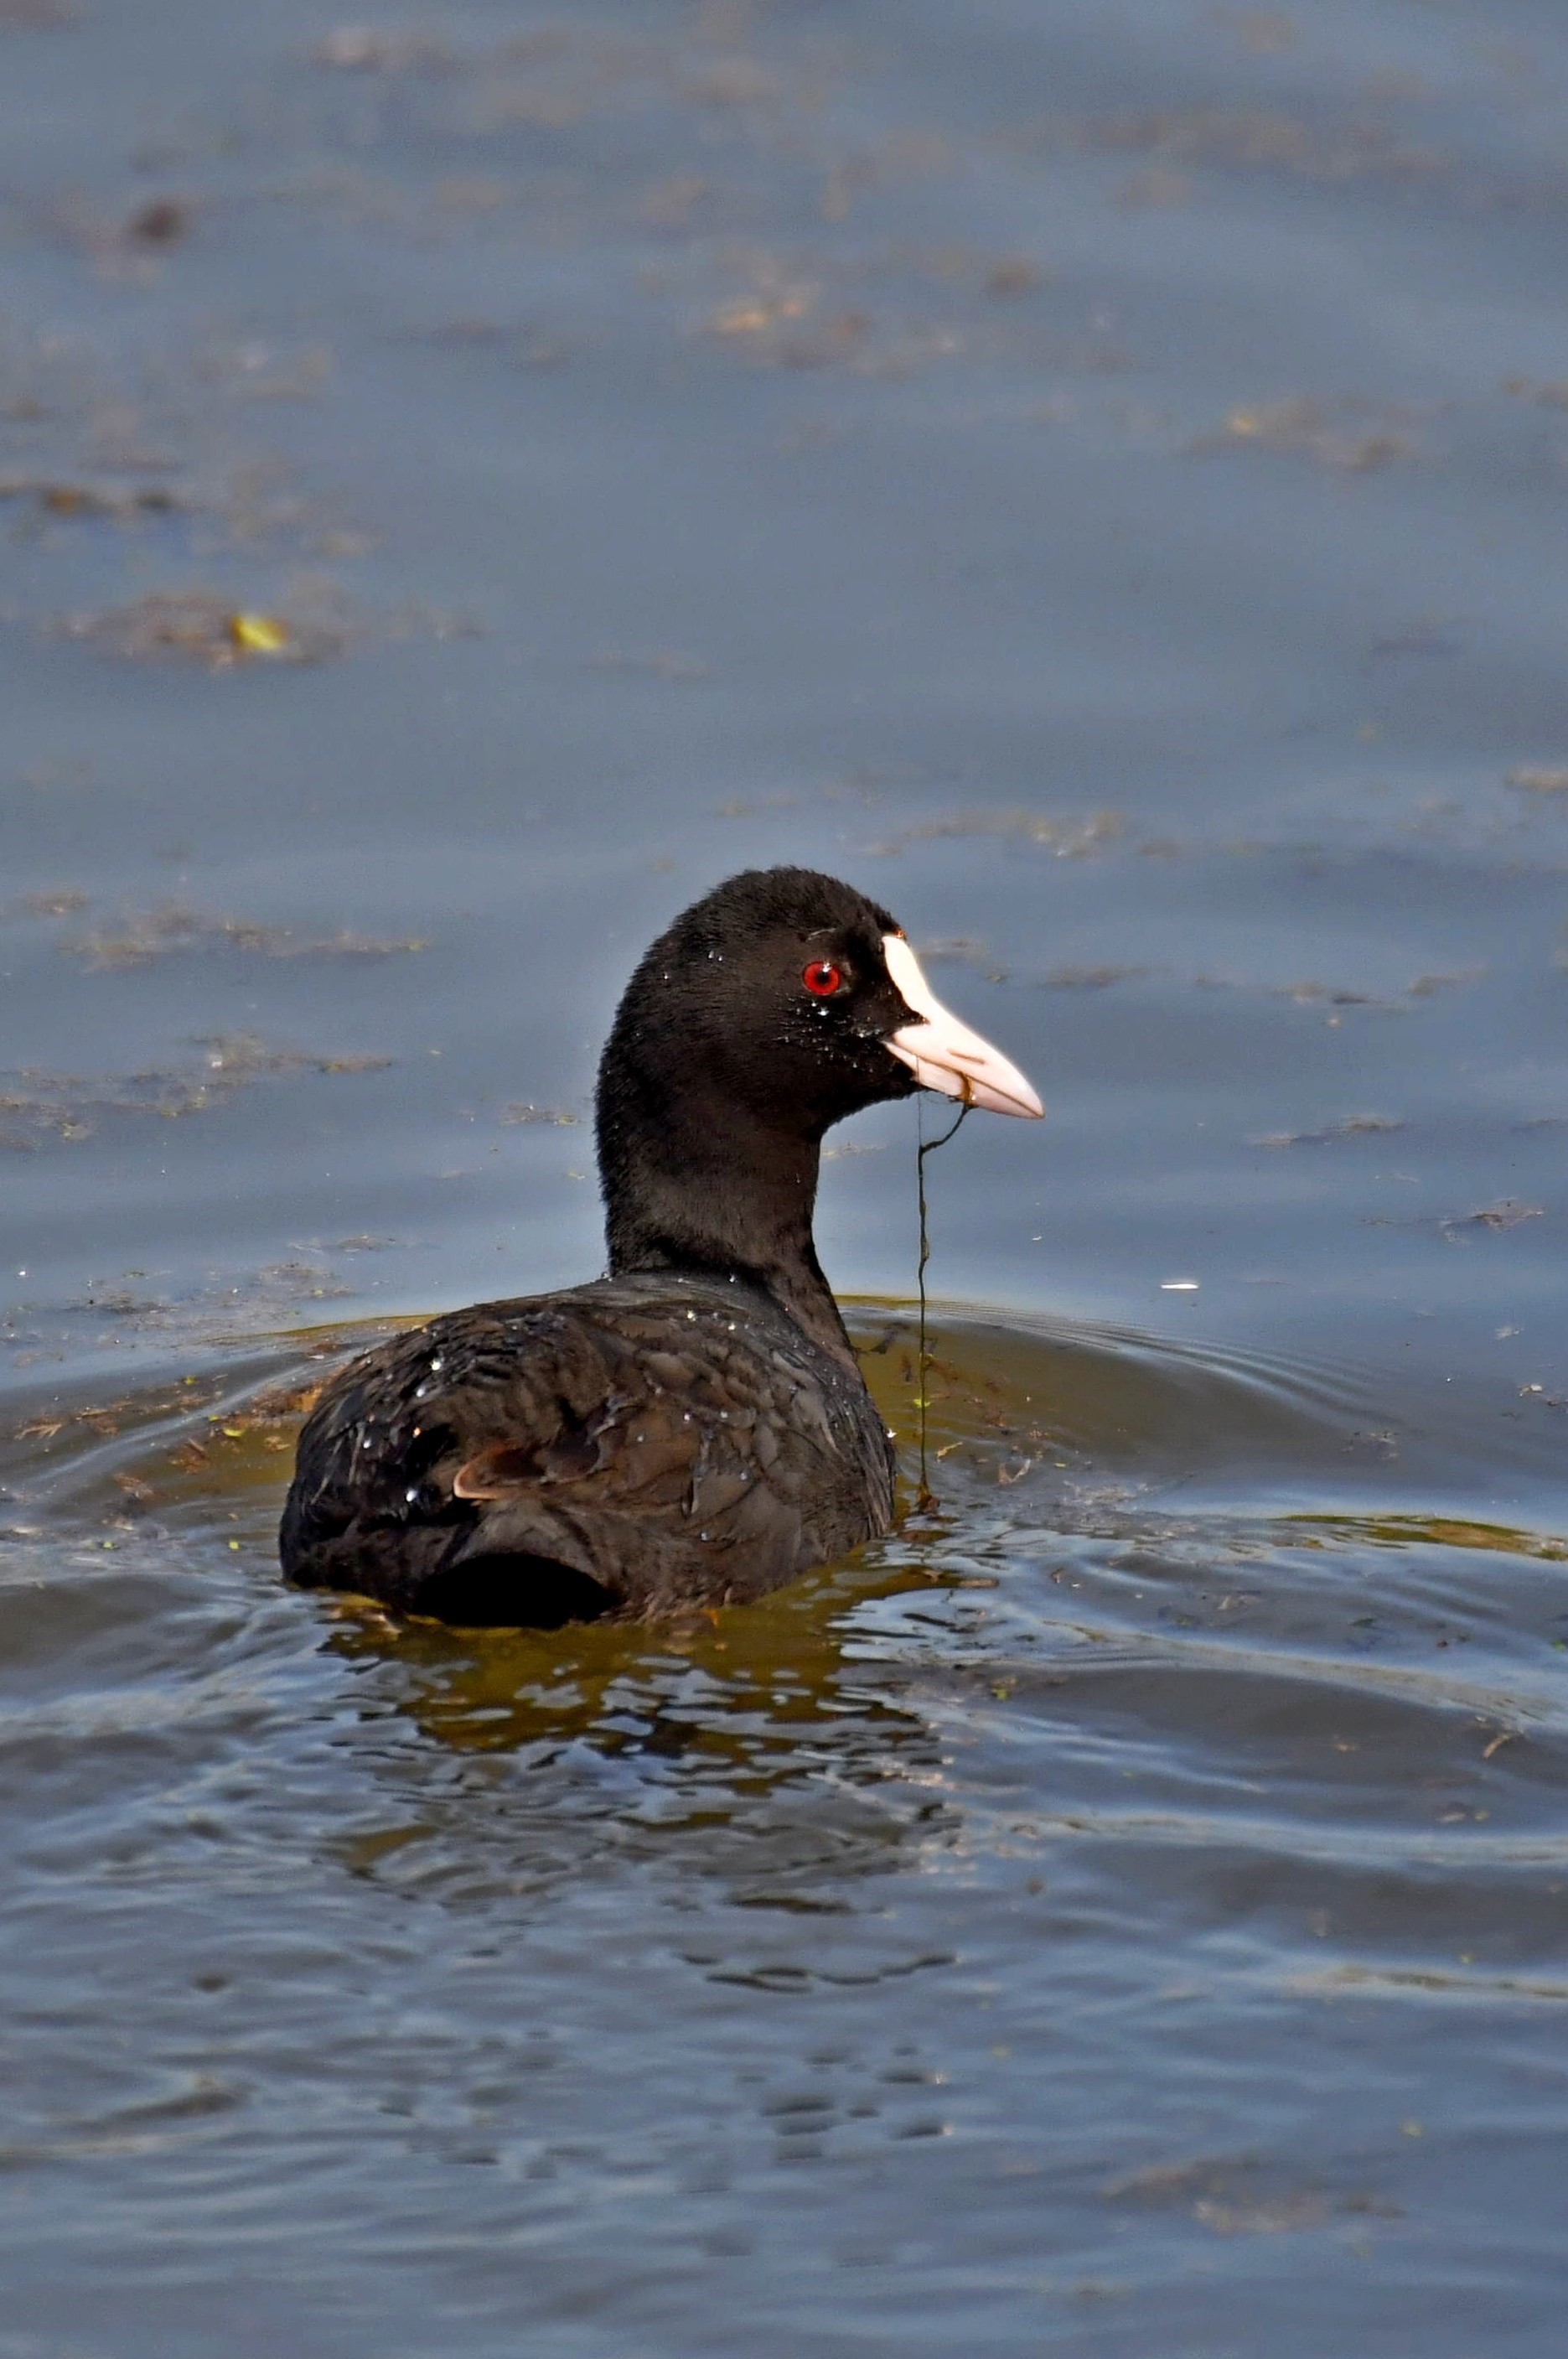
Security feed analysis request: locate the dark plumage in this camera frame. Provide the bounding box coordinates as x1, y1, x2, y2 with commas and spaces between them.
280, 867, 1039, 1624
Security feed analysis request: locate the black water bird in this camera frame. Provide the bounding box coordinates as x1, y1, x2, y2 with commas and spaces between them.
280, 868, 1041, 1625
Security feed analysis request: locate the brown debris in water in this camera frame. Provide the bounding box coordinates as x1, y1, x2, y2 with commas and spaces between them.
708, 286, 815, 340
705, 284, 877, 371
195, 1034, 393, 1078
9, 888, 90, 918
906, 809, 1124, 858
60, 903, 429, 968
1190, 396, 1415, 472
1503, 376, 1568, 412
984, 257, 1044, 298
1369, 621, 1463, 661
0, 473, 185, 522
913, 937, 993, 974
1441, 1200, 1545, 1239
49, 557, 474, 663
1190, 964, 1479, 1013
54, 589, 343, 667
1407, 967, 1486, 996
0, 1035, 391, 1148
1040, 962, 1148, 989
1250, 1113, 1405, 1148
0, 388, 361, 552
13, 1401, 127, 1441
1101, 2150, 1396, 2238
1043, 102, 1446, 189
1507, 765, 1568, 794
500, 1104, 582, 1127
313, 26, 458, 72
199, 1374, 327, 1433
697, 253, 986, 380
127, 197, 192, 247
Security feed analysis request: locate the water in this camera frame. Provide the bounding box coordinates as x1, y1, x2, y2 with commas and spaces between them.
3, 1, 1568, 2349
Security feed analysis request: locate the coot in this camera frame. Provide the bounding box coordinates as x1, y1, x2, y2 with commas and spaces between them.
280, 868, 1040, 1624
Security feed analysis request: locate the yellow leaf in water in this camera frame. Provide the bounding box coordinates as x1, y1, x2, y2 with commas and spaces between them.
228, 611, 290, 656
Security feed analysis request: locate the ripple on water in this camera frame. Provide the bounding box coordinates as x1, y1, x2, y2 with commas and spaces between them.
1, 1309, 1565, 2351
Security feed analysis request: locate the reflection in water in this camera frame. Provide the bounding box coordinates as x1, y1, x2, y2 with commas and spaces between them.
323, 1577, 955, 1922
323, 1551, 943, 1771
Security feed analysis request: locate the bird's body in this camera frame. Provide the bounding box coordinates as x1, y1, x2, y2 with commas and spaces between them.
281, 867, 1039, 1625
281, 1270, 893, 1624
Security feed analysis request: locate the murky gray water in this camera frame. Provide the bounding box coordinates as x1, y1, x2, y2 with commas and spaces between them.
4, 2, 1568, 2350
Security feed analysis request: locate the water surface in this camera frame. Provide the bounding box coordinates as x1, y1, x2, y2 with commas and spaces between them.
3, 1, 1568, 2350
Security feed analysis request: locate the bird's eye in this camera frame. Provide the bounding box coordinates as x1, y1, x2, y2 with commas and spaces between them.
802, 959, 844, 997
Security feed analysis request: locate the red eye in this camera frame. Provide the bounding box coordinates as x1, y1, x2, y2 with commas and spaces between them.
802, 959, 843, 997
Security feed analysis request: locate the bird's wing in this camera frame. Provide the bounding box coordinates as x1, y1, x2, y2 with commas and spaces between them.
282, 1287, 878, 1612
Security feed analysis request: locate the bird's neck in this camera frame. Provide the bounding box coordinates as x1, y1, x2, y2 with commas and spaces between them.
596, 1076, 856, 1371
